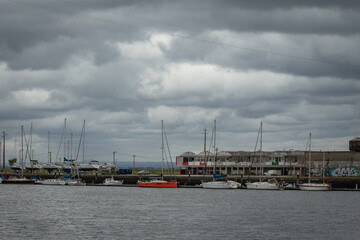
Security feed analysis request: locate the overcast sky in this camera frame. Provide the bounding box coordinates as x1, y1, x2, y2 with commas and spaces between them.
1, 0, 359, 165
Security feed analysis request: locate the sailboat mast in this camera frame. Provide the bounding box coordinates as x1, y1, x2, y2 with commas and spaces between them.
21, 125, 24, 178
203, 128, 206, 176
213, 120, 216, 174
308, 133, 311, 184
64, 118, 67, 160
30, 123, 33, 160
83, 120, 85, 163
48, 131, 51, 163
260, 122, 263, 177
161, 120, 164, 180
322, 150, 325, 183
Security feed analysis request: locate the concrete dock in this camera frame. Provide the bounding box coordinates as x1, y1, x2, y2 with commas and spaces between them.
2, 172, 360, 190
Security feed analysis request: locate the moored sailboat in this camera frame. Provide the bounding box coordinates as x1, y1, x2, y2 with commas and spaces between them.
138, 120, 177, 188
38, 178, 66, 185
201, 120, 241, 189
246, 178, 280, 190
2, 176, 35, 184
202, 175, 240, 189
2, 126, 35, 184
298, 133, 331, 191
246, 122, 280, 190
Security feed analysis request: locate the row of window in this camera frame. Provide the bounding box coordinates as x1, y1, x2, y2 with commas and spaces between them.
181, 156, 298, 163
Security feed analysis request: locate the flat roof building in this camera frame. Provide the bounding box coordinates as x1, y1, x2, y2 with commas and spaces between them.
176, 148, 360, 177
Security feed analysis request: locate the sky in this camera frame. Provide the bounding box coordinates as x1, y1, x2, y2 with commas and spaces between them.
1, 0, 359, 165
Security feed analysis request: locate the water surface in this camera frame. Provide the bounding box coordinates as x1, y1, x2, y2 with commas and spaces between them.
0, 185, 359, 239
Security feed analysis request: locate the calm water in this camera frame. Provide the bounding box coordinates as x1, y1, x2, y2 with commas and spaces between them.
0, 185, 359, 240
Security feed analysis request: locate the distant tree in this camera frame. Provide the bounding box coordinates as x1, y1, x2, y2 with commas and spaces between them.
8, 158, 17, 166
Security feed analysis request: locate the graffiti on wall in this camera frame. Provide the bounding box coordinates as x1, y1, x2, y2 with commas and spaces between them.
304, 168, 330, 177
330, 167, 358, 177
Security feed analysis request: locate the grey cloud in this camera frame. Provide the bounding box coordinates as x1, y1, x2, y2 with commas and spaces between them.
0, 0, 359, 162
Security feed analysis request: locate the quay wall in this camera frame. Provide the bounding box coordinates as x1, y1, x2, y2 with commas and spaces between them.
2, 172, 360, 188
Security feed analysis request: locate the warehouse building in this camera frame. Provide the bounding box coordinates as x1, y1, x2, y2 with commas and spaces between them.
176, 139, 360, 177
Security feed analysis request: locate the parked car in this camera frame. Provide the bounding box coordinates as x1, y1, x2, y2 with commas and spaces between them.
138, 170, 150, 175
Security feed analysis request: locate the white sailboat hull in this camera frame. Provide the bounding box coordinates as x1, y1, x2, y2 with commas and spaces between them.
202, 180, 240, 189
246, 181, 279, 190
298, 183, 331, 191
103, 177, 123, 186
40, 179, 65, 185
65, 180, 85, 186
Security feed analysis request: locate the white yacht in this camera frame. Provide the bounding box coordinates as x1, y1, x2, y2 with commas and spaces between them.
39, 179, 65, 185
103, 176, 123, 186
202, 180, 240, 189
246, 178, 280, 190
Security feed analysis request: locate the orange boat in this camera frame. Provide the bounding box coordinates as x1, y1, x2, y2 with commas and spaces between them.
138, 179, 177, 188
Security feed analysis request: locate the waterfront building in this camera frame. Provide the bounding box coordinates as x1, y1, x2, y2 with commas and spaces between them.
176, 140, 360, 176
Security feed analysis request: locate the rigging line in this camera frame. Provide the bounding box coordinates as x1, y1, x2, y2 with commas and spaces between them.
163, 127, 174, 169
58, 0, 359, 63
89, 150, 153, 160
247, 123, 262, 181
75, 120, 85, 161
55, 119, 65, 162
8, 0, 359, 68
8, 0, 140, 31
22, 127, 32, 163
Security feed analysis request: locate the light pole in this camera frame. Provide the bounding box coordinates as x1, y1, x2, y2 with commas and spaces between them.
113, 151, 117, 166
133, 155, 136, 173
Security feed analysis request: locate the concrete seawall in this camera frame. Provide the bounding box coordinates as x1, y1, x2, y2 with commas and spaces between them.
3, 172, 360, 189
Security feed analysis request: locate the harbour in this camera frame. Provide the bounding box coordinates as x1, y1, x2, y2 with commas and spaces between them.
1, 183, 359, 240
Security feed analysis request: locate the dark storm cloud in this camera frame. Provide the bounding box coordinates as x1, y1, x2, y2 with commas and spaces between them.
0, 0, 359, 162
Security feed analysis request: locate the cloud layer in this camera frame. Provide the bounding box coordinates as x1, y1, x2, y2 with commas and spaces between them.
1, 0, 359, 163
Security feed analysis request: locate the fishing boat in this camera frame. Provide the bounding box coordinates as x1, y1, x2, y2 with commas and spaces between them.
246, 123, 280, 190
103, 176, 123, 186
138, 120, 177, 188
298, 133, 331, 191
